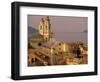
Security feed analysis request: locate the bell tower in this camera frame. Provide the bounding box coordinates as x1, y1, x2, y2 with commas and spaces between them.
38, 16, 52, 41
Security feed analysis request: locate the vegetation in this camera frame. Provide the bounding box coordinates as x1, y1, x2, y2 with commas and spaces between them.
28, 33, 44, 49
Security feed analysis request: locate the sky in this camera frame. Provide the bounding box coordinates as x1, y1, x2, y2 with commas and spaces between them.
28, 15, 88, 43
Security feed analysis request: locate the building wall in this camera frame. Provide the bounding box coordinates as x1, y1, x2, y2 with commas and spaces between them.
53, 42, 70, 53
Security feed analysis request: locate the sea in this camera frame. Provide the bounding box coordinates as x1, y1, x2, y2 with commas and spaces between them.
53, 32, 87, 44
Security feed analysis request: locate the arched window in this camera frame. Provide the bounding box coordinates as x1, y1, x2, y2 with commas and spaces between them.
45, 37, 48, 41
46, 26, 48, 30
40, 26, 42, 30
59, 43, 61, 45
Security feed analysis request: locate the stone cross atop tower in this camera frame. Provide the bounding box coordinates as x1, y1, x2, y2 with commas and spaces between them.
38, 16, 52, 41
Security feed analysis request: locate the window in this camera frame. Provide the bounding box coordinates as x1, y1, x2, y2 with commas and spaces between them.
46, 26, 48, 30
40, 26, 42, 30
31, 58, 34, 63
45, 37, 48, 41
59, 43, 61, 45
59, 48, 61, 50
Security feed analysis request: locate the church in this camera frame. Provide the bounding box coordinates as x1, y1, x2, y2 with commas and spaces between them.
38, 16, 69, 53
